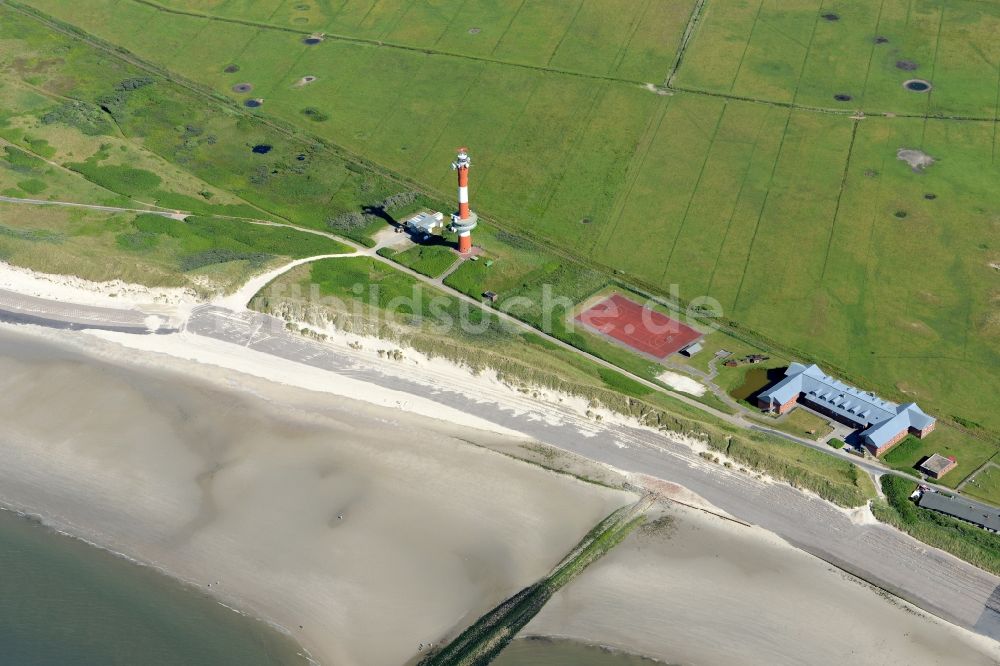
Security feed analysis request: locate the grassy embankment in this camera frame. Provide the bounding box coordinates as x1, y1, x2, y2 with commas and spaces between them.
0, 204, 349, 292
420, 497, 651, 666
871, 476, 1000, 576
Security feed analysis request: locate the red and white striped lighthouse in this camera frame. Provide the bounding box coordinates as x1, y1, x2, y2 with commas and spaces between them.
450, 147, 478, 254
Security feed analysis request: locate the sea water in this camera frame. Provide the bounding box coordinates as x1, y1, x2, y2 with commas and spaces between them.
0, 507, 307, 665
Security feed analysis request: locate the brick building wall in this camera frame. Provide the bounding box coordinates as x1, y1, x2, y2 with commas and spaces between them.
871, 428, 908, 457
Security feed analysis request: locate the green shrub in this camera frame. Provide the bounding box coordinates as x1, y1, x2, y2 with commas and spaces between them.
67, 162, 162, 196
179, 248, 272, 271
116, 230, 159, 251
828, 438, 845, 449
16, 178, 47, 195
2, 146, 44, 174
872, 476, 1000, 575
40, 100, 111, 135
300, 107, 328, 122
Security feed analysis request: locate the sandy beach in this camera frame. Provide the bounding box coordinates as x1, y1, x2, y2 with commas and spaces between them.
0, 264, 997, 665
524, 502, 1000, 665
0, 325, 631, 665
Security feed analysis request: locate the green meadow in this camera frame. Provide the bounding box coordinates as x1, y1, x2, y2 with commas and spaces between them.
3, 1, 998, 467
676, 0, 1000, 116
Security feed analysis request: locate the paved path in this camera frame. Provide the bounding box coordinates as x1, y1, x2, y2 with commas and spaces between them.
0, 195, 188, 219
185, 305, 1000, 641
0, 288, 171, 333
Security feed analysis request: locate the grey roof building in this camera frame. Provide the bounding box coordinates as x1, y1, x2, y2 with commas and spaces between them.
404, 211, 444, 235
757, 363, 936, 454
918, 492, 1000, 532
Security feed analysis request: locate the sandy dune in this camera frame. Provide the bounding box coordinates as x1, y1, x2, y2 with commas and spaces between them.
524, 503, 999, 665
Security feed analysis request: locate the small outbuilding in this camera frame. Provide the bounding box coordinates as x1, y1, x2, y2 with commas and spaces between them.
679, 342, 703, 357
404, 211, 444, 236
482, 291, 498, 304
919, 453, 957, 479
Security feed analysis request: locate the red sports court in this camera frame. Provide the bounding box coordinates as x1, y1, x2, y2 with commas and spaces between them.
575, 294, 701, 359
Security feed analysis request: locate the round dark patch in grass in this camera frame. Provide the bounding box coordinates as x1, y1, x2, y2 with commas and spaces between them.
251, 144, 272, 154
232, 83, 253, 93
292, 16, 309, 24
894, 210, 908, 219
904, 79, 932, 92
296, 154, 306, 161
300, 106, 329, 122
834, 93, 853, 102
224, 64, 240, 73
245, 98, 263, 108
468, 27, 481, 34
294, 2, 310, 9
873, 36, 889, 44
821, 13, 840, 21
303, 37, 323, 45
924, 193, 937, 200
896, 60, 918, 71
580, 217, 592, 224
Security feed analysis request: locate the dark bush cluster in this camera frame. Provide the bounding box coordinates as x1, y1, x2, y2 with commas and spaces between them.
380, 190, 419, 211
40, 100, 112, 135
326, 210, 376, 232
300, 107, 329, 122
115, 76, 155, 91
179, 248, 273, 271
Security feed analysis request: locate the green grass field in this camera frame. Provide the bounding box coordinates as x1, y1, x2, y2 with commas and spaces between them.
377, 241, 458, 278
962, 464, 1000, 506
881, 426, 996, 488
675, 0, 1000, 116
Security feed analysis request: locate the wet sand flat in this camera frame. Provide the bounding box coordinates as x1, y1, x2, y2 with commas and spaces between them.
523, 504, 999, 665
0, 327, 630, 665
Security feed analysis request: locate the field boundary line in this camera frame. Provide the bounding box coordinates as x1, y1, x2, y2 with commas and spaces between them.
850, 144, 887, 370
609, 0, 653, 76
413, 67, 486, 174
660, 103, 728, 283
103, 0, 1000, 122
430, 0, 468, 48
858, 0, 887, 106
819, 120, 860, 280
728, 0, 763, 95
527, 83, 610, 234
788, 1, 823, 107
489, 0, 525, 57
991, 61, 1000, 164
594, 98, 672, 253
921, 6, 947, 146
377, 0, 418, 42
730, 108, 794, 312
469, 76, 544, 192
123, 0, 651, 86
664, 0, 708, 87
704, 110, 770, 297
544, 0, 584, 67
